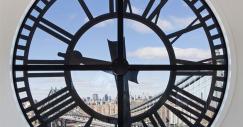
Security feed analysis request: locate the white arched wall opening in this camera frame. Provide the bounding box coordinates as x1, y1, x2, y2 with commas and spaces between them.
0, 0, 242, 126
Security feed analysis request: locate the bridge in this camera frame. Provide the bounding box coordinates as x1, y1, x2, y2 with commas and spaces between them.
48, 70, 212, 127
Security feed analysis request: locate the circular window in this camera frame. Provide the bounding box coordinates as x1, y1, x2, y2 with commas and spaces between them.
12, 0, 228, 126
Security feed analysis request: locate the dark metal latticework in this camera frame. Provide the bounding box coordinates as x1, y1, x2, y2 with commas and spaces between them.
12, 0, 228, 127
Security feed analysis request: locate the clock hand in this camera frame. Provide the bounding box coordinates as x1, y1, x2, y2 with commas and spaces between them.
108, 39, 138, 84
108, 39, 126, 60
58, 51, 110, 65
58, 51, 138, 83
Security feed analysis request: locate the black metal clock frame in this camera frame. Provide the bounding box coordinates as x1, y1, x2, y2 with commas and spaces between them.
12, 0, 228, 127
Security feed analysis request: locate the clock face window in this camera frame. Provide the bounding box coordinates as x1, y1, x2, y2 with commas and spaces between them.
12, 0, 228, 127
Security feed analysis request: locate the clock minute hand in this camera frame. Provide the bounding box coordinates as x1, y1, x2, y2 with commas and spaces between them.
108, 40, 138, 84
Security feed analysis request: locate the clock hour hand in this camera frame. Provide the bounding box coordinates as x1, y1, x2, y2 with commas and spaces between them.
58, 51, 138, 83
58, 51, 113, 76
58, 51, 111, 65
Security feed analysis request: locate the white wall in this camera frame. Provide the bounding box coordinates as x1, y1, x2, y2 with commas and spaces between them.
0, 0, 242, 126
0, 0, 31, 127
209, 0, 243, 126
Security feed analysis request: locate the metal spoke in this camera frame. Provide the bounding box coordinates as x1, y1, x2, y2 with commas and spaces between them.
116, 1, 131, 126
117, 0, 125, 61
128, 65, 227, 71
13, 65, 113, 71
116, 75, 131, 127
13, 64, 227, 71
167, 18, 201, 44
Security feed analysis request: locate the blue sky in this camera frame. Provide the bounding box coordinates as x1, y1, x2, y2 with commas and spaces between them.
26, 0, 212, 101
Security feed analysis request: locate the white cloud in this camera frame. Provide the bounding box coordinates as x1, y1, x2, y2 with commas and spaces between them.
95, 20, 114, 28
157, 19, 174, 31
128, 47, 211, 60
170, 16, 195, 28
84, 17, 114, 28
128, 19, 173, 34
126, 6, 195, 34
68, 13, 78, 21
128, 21, 153, 34
127, 16, 195, 34
131, 6, 142, 14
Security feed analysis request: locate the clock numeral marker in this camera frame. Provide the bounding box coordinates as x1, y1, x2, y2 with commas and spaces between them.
27, 72, 65, 78
142, 0, 168, 24
151, 112, 166, 127
207, 24, 217, 31
21, 97, 29, 103
124, 0, 133, 13
177, 70, 213, 76
28, 60, 65, 65
176, 59, 209, 65
176, 58, 215, 76
211, 33, 222, 40
208, 106, 217, 113
29, 15, 37, 22
149, 115, 159, 127
215, 55, 225, 60
35, 87, 68, 108
16, 55, 25, 60
167, 18, 203, 44
19, 35, 29, 40
216, 76, 226, 81
214, 44, 224, 50
180, 76, 204, 89
24, 106, 33, 114
141, 112, 166, 127
197, 5, 206, 13
35, 87, 77, 124
211, 96, 221, 102
17, 87, 27, 93
17, 45, 27, 50
214, 86, 224, 92
23, 24, 32, 31
191, 0, 199, 5
109, 0, 115, 13
202, 14, 212, 22
84, 117, 93, 127
142, 120, 148, 127
16, 77, 25, 82
109, 0, 132, 13
78, 0, 94, 20
164, 86, 211, 126
37, 18, 73, 44
41, 0, 49, 5
29, 116, 38, 123
34, 6, 43, 13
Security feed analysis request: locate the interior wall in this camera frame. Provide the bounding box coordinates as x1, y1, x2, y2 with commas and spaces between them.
0, 0, 242, 126
209, 0, 243, 126
0, 0, 31, 127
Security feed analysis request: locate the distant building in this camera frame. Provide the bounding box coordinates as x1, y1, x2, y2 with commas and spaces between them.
92, 94, 99, 101
148, 96, 153, 100
87, 97, 91, 101
104, 94, 109, 102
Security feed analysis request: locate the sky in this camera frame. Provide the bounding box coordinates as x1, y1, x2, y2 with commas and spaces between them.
24, 0, 212, 101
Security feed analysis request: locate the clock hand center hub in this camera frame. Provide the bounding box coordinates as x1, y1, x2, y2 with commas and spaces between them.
112, 59, 129, 75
